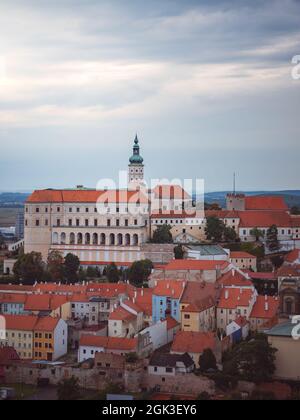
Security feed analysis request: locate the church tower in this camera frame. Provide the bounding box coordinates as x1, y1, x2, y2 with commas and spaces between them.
128, 134, 145, 188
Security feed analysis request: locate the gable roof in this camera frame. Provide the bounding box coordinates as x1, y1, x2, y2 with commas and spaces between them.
27, 189, 149, 204
153, 280, 185, 299
108, 306, 136, 322
171, 331, 216, 354
34, 316, 60, 331
250, 296, 279, 320
218, 288, 254, 310
180, 281, 217, 305
164, 259, 228, 271
218, 270, 253, 288
284, 249, 300, 263
79, 335, 137, 351
239, 211, 291, 228
245, 196, 288, 211
2, 314, 38, 331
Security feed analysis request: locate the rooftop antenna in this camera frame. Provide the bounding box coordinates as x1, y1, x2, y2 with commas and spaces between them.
233, 172, 236, 195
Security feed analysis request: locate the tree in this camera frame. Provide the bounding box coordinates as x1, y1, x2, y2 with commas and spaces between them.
291, 206, 300, 215
152, 225, 173, 244
199, 348, 217, 373
57, 376, 81, 400
271, 255, 283, 269
125, 352, 139, 363
266, 225, 280, 252
64, 253, 80, 283
47, 250, 64, 281
128, 259, 153, 287
13, 252, 44, 284
223, 334, 277, 383
197, 391, 211, 400
205, 216, 225, 242
105, 263, 120, 283
224, 226, 237, 242
250, 227, 264, 242
174, 244, 184, 259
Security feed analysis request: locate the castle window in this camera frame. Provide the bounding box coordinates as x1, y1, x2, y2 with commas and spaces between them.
57, 219, 61, 227
69, 208, 72, 212
36, 220, 40, 227
85, 219, 89, 227
57, 207, 60, 212
68, 219, 72, 227
36, 207, 40, 213
86, 208, 89, 213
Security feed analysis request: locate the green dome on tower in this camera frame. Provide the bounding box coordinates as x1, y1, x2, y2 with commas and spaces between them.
129, 134, 144, 164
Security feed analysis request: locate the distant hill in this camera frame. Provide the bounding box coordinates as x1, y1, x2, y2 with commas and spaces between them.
0, 192, 30, 207
202, 190, 300, 208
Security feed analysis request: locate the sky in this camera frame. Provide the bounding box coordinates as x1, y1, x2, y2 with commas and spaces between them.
0, 0, 299, 192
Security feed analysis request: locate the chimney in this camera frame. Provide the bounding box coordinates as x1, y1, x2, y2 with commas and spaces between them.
134, 291, 137, 299
154, 281, 157, 287
167, 283, 170, 289
265, 302, 269, 312
225, 290, 229, 300
232, 269, 235, 276
133, 297, 136, 304
141, 289, 144, 297
265, 295, 268, 301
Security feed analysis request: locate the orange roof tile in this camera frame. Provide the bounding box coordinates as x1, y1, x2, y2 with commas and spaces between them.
34, 316, 60, 331
276, 265, 300, 277
153, 280, 185, 299
79, 335, 137, 351
239, 211, 291, 228
250, 296, 279, 319
153, 185, 191, 200
218, 288, 254, 310
166, 316, 180, 330
0, 293, 27, 304
180, 282, 217, 305
245, 196, 288, 211
284, 249, 300, 263
182, 296, 215, 313
164, 259, 229, 271
27, 189, 149, 204
171, 331, 216, 354
109, 306, 136, 322
2, 315, 38, 331
218, 270, 253, 288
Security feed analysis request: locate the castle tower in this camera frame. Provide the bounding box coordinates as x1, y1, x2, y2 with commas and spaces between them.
128, 134, 145, 188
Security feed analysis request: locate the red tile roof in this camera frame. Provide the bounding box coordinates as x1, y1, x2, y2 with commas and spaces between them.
290, 216, 300, 228
245, 196, 288, 211
164, 259, 228, 271
0, 347, 20, 364
153, 185, 191, 200
182, 296, 215, 313
218, 270, 253, 288
171, 331, 216, 354
239, 211, 291, 228
108, 306, 136, 322
180, 282, 218, 305
166, 316, 180, 330
250, 296, 279, 319
247, 272, 276, 281
27, 189, 149, 204
284, 249, 300, 263
234, 316, 249, 328
79, 335, 137, 351
276, 265, 300, 277
2, 315, 38, 331
34, 316, 60, 331
218, 288, 254, 310
153, 280, 185, 299
0, 293, 27, 304
24, 295, 67, 311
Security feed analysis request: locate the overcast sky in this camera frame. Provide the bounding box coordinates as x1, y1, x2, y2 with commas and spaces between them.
0, 0, 299, 192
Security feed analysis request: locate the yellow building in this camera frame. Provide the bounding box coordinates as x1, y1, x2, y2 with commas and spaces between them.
0, 315, 37, 359
33, 317, 67, 361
